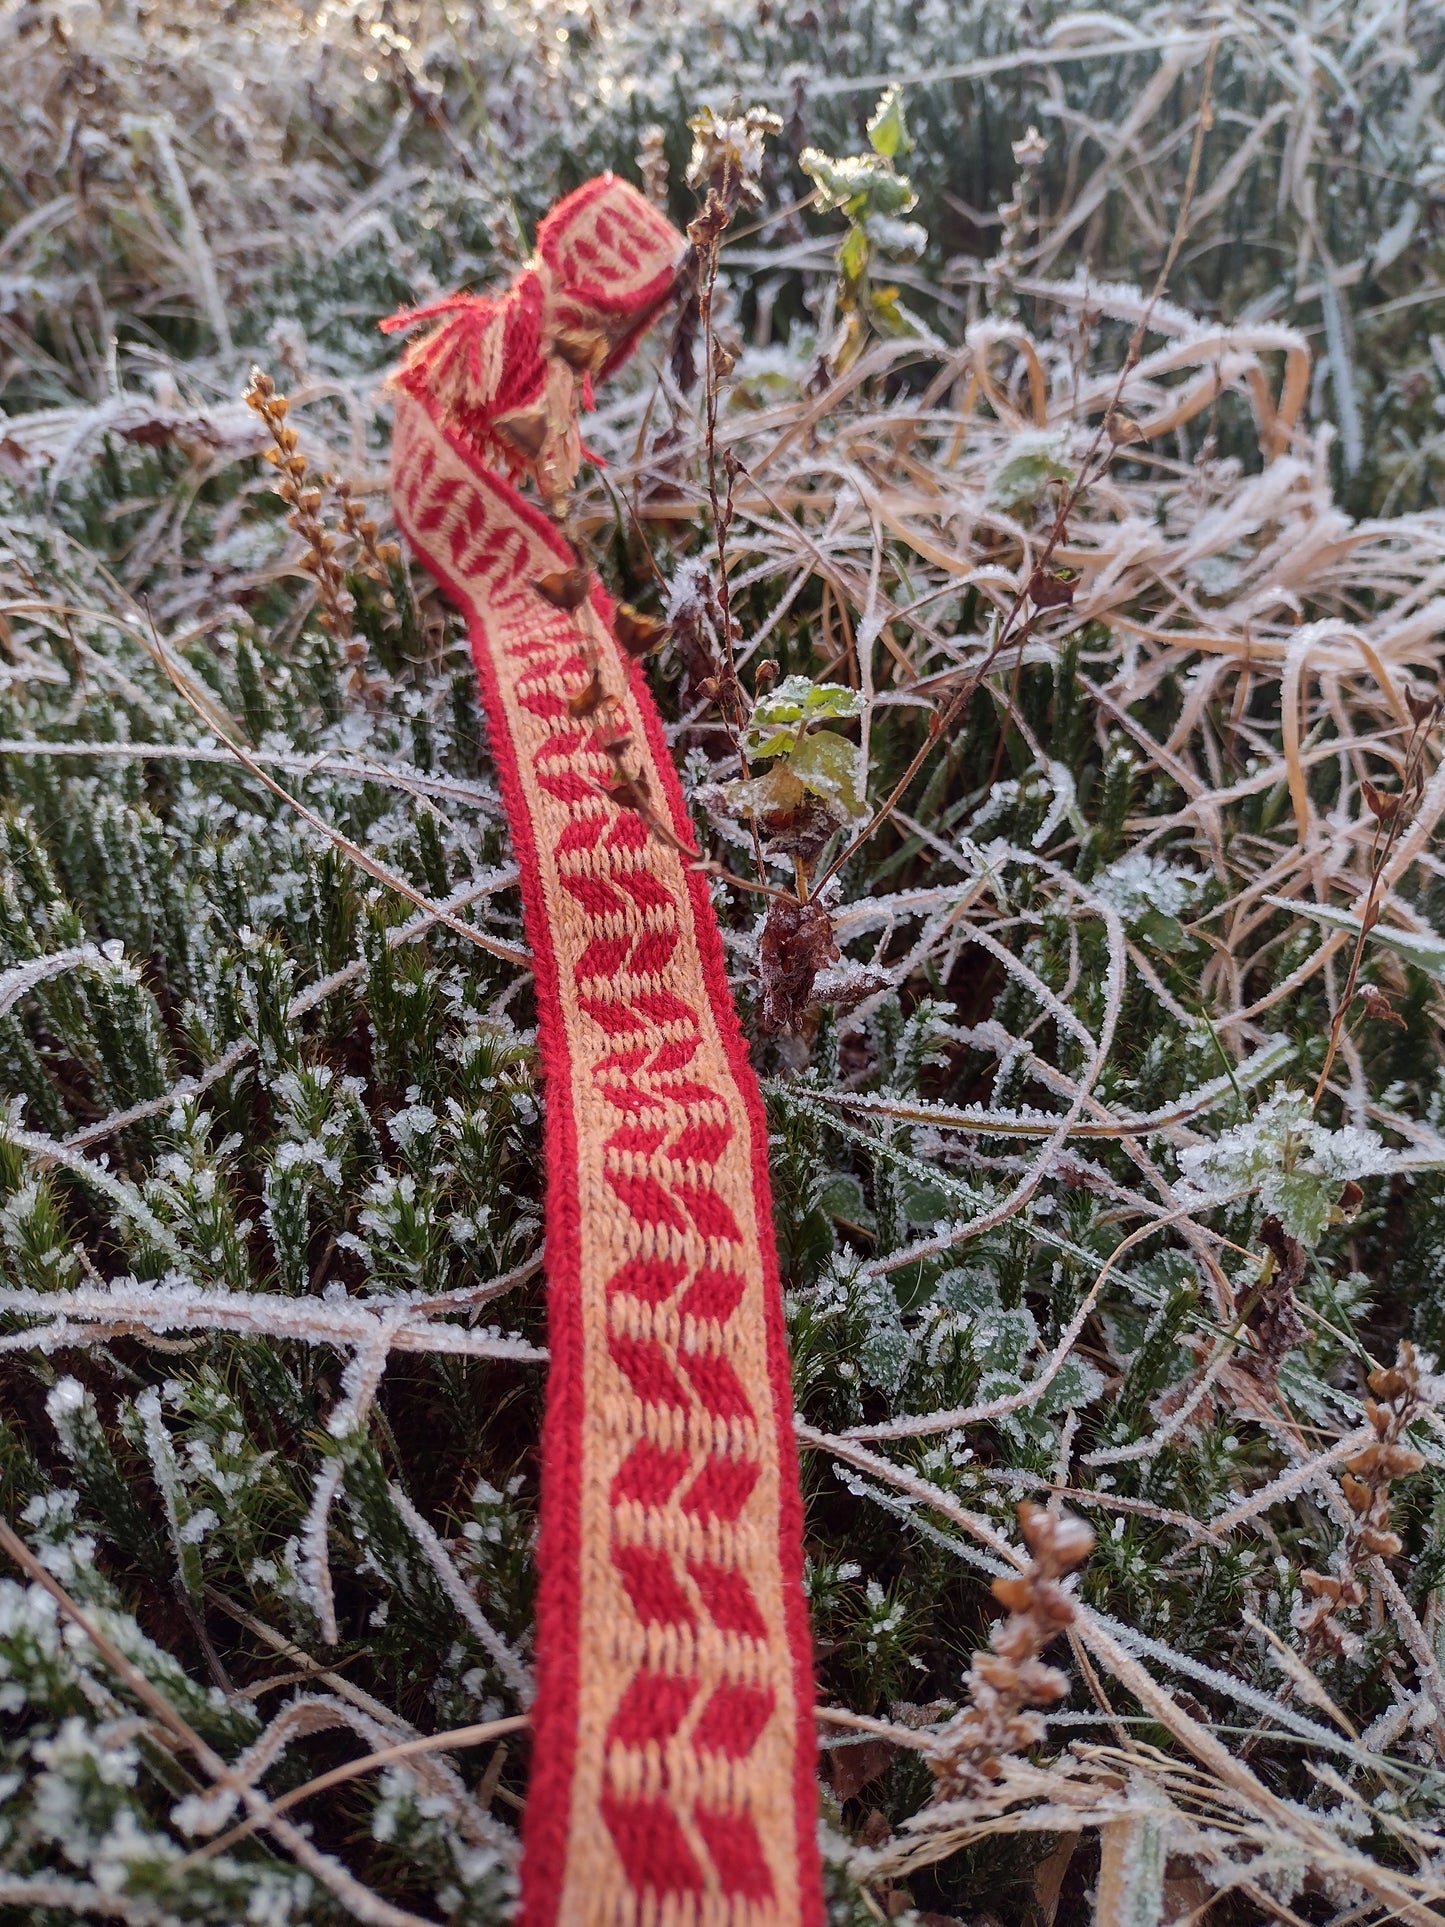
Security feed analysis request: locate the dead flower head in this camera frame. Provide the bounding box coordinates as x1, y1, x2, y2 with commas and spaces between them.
1296, 1341, 1434, 1658
928, 1504, 1094, 1801
685, 104, 782, 210
244, 366, 355, 644
758, 894, 839, 1034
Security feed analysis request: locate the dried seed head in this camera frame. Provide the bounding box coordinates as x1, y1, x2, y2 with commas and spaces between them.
1028, 566, 1076, 609
1301, 1570, 1341, 1600
1011, 124, 1048, 168
1361, 777, 1400, 823
1106, 407, 1147, 445
533, 566, 593, 611
1014, 1659, 1070, 1703
550, 324, 610, 374
928, 1504, 1092, 1802
638, 123, 670, 206
1356, 985, 1406, 1029
492, 405, 550, 462
1360, 1526, 1404, 1558
1298, 1339, 1433, 1657
245, 364, 357, 645
1018, 1502, 1095, 1574
567, 662, 605, 720
1335, 1178, 1365, 1219
603, 772, 652, 814
615, 602, 672, 658
595, 717, 634, 759
1368, 1367, 1406, 1402
989, 1575, 1034, 1614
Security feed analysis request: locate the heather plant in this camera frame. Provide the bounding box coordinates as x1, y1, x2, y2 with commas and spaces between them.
2, 1, 1445, 1924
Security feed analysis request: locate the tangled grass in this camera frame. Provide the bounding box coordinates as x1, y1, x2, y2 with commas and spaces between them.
3, 2, 1445, 1923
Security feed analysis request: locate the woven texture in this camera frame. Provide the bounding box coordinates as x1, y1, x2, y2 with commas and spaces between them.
386, 176, 822, 1927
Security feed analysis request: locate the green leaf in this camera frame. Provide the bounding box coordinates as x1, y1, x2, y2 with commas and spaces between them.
986, 434, 1075, 511
785, 730, 866, 815
800, 148, 916, 220
1038, 1353, 1106, 1414
978, 1307, 1037, 1374
801, 682, 867, 722
937, 1267, 1000, 1316
866, 169, 918, 217
799, 148, 875, 216
1137, 907, 1185, 951
839, 223, 869, 286
867, 284, 913, 338
859, 1287, 912, 1394
901, 1179, 950, 1225
863, 214, 927, 261
719, 760, 807, 820
746, 676, 864, 758
866, 85, 910, 159
819, 1173, 874, 1230
1264, 896, 1445, 980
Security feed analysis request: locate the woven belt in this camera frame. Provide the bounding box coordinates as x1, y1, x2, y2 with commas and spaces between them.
385, 174, 822, 1927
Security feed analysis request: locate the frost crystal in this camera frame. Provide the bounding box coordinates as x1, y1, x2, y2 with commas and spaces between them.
1093, 853, 1201, 924
1177, 1086, 1394, 1245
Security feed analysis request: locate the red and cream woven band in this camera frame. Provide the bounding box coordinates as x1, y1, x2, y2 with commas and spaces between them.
385, 176, 823, 1927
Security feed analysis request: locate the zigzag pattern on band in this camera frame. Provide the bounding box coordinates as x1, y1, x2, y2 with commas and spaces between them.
387, 176, 822, 1927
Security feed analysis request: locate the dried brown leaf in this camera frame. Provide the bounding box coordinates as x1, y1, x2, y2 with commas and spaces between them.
533, 566, 592, 611
614, 602, 672, 658
829, 1735, 897, 1801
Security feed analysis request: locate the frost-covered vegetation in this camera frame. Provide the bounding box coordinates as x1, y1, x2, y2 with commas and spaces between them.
5, 1, 1445, 1922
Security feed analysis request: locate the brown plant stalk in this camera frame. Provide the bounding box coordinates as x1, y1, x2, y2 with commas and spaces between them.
927, 1503, 1095, 1800
1311, 688, 1444, 1108
1296, 1342, 1430, 1660
243, 368, 355, 645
